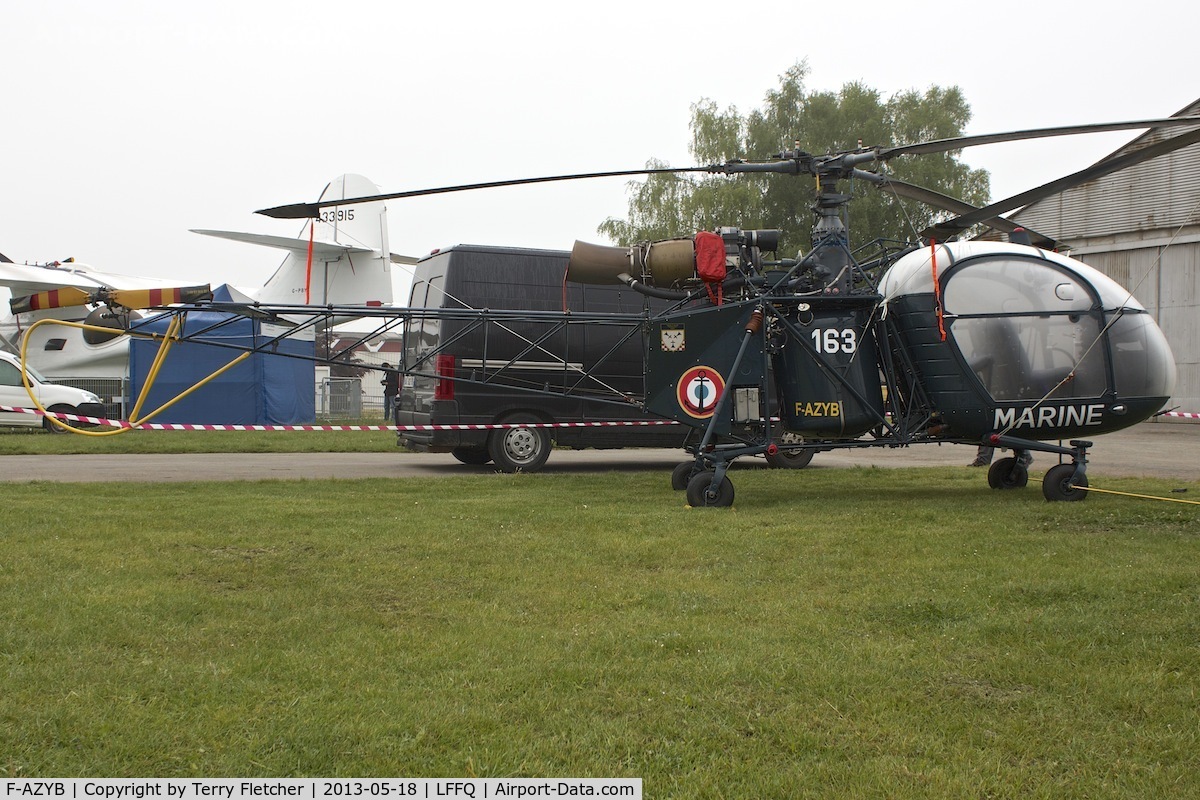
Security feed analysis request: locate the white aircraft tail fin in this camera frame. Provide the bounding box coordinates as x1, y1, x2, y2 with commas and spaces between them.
193, 174, 401, 307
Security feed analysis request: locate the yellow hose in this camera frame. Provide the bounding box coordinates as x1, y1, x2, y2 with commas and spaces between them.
18, 316, 250, 436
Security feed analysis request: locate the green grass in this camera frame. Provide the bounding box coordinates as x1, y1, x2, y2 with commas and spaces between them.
2, 467, 1198, 794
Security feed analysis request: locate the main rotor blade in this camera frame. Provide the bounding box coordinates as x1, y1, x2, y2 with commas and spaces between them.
9, 284, 212, 314
922, 123, 1200, 241
860, 115, 1200, 164
257, 166, 711, 219
10, 286, 92, 313
254, 116, 1200, 221
851, 169, 980, 214
107, 285, 213, 309
852, 170, 1057, 248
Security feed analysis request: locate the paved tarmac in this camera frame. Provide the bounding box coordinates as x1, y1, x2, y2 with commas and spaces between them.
1, 420, 1197, 484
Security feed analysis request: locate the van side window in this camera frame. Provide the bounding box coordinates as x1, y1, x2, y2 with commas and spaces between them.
403, 277, 446, 370
403, 280, 427, 361
0, 360, 25, 387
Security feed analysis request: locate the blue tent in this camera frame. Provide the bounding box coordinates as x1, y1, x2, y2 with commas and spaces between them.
128, 288, 315, 425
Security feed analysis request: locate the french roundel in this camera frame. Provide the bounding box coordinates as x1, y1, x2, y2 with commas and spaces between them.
677, 366, 725, 419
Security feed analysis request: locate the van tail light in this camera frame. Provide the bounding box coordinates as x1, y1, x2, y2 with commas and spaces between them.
434, 354, 456, 401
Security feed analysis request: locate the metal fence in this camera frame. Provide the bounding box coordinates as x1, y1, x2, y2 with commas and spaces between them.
47, 377, 125, 419
318, 377, 363, 419
44, 375, 374, 422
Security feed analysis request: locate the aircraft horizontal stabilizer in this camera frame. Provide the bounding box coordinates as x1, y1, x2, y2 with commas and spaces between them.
191, 229, 374, 260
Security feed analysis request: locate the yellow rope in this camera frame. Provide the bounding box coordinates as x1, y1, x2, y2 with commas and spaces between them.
1075, 484, 1200, 506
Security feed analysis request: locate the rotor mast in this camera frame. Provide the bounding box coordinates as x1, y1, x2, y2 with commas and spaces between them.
715, 149, 861, 293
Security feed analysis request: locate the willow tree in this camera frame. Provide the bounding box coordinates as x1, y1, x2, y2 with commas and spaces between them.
598, 61, 990, 257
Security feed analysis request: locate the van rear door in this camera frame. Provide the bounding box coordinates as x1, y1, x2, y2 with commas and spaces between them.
399, 273, 447, 419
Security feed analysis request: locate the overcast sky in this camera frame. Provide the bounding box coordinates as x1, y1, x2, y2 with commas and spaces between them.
3, 0, 1197, 303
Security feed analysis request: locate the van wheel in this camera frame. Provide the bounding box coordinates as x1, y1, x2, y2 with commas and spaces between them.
765, 447, 815, 469
452, 447, 492, 465
42, 404, 76, 434
488, 414, 551, 473
765, 432, 815, 469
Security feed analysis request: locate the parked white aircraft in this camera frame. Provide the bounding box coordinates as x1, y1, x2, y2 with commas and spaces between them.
0, 174, 415, 379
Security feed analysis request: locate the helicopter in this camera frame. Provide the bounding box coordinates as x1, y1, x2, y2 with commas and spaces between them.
244, 114, 1200, 505
15, 115, 1200, 504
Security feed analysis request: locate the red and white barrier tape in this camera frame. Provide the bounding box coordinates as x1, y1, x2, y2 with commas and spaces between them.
0, 405, 680, 432
9, 403, 1200, 430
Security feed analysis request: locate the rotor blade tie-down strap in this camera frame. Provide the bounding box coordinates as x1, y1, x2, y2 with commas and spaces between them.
695, 230, 725, 306
930, 239, 946, 342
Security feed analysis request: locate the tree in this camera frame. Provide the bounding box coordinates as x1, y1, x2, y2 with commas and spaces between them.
317, 329, 368, 378
597, 61, 990, 257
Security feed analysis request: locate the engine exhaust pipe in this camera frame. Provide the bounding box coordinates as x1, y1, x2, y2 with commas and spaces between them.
567, 238, 697, 286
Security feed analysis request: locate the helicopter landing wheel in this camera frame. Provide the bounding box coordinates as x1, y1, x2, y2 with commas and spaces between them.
987, 457, 1029, 490
686, 471, 735, 508
1043, 463, 1089, 502
671, 461, 697, 491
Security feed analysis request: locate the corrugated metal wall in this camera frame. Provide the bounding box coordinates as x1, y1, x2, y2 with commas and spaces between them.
1018, 114, 1200, 239
1158, 245, 1200, 412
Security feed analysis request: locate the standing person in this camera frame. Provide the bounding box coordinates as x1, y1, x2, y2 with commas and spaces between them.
970, 445, 994, 467
381, 363, 399, 423
970, 444, 1032, 468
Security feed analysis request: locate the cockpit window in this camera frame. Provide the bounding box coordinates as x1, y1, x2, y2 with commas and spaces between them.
1105, 311, 1176, 398
943, 258, 1094, 316
944, 258, 1108, 401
